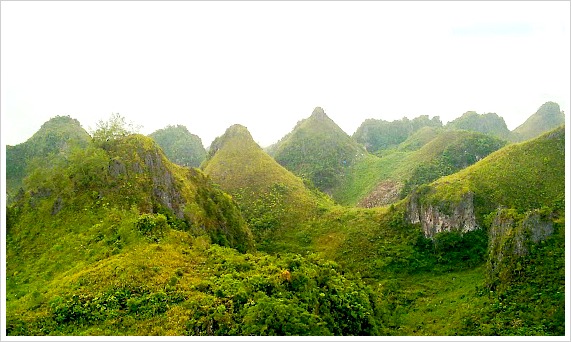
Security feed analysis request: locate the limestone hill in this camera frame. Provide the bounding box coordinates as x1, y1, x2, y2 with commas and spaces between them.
149, 125, 206, 168
510, 101, 565, 142
6, 115, 91, 203
406, 125, 565, 230
201, 124, 332, 250
269, 107, 368, 195
352, 115, 442, 154
445, 111, 510, 139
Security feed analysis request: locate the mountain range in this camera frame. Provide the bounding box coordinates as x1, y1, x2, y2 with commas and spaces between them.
4, 101, 566, 336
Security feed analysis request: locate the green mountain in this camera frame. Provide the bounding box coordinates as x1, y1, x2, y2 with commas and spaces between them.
6, 129, 382, 336
6, 115, 91, 203
410, 126, 564, 223
149, 125, 207, 168
5, 113, 565, 336
352, 115, 443, 154
510, 101, 565, 142
269, 107, 368, 194
201, 124, 331, 250
200, 125, 487, 279
446, 111, 510, 139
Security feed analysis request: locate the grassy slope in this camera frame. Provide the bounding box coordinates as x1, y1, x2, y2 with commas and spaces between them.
6, 122, 565, 336
201, 124, 332, 249
333, 129, 505, 206
422, 126, 565, 220
511, 101, 565, 142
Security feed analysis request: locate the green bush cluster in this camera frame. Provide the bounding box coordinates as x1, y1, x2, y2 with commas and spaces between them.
135, 213, 169, 242
184, 247, 381, 336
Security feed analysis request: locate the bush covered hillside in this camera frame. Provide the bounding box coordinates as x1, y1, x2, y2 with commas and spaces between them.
6, 115, 91, 204
332, 129, 506, 207
445, 111, 510, 139
4, 107, 566, 337
149, 125, 207, 168
352, 115, 442, 154
269, 107, 367, 195
201, 124, 332, 250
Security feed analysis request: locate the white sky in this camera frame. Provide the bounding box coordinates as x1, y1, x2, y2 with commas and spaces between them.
1, 1, 569, 148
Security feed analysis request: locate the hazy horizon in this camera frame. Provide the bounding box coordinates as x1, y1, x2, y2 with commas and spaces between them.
2, 1, 569, 148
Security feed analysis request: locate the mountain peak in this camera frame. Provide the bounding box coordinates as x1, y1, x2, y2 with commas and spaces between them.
511, 101, 564, 142
310, 106, 328, 120
225, 124, 254, 140
207, 124, 258, 160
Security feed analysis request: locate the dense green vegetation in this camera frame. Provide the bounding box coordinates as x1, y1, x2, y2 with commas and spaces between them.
445, 111, 510, 139
352, 115, 442, 154
400, 131, 506, 198
332, 129, 505, 206
202, 124, 332, 248
6, 115, 91, 203
270, 107, 367, 194
149, 125, 207, 168
421, 126, 565, 221
5, 106, 566, 336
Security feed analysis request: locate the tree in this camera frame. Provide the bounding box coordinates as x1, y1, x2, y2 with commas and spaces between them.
91, 113, 140, 143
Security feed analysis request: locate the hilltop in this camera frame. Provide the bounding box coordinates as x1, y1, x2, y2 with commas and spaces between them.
149, 125, 206, 168
5, 113, 566, 336
6, 115, 91, 203
269, 107, 367, 195
402, 126, 565, 334
511, 101, 565, 142
6, 124, 382, 336
201, 124, 331, 250
445, 111, 510, 139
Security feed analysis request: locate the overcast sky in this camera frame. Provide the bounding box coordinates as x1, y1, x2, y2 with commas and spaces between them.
1, 1, 569, 148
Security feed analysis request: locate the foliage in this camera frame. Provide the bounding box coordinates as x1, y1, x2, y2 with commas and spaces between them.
5, 112, 566, 336
333, 129, 504, 206
6, 115, 91, 203
424, 126, 565, 223
400, 132, 506, 198
149, 125, 206, 168
90, 113, 140, 145
459, 218, 565, 336
184, 248, 381, 336
446, 111, 510, 139
271, 107, 367, 194
202, 124, 331, 247
136, 213, 169, 242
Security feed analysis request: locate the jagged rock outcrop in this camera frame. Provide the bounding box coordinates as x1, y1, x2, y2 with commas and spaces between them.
406, 190, 477, 238
486, 208, 554, 287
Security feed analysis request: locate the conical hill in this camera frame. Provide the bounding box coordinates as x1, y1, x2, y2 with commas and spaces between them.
270, 107, 367, 194
510, 101, 565, 142
6, 115, 91, 203
202, 124, 331, 247
149, 124, 206, 168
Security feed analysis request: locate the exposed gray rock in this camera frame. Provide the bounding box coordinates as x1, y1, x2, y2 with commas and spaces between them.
486, 208, 554, 287
406, 190, 477, 238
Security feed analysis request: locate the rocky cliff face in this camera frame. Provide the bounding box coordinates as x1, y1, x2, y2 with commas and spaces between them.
486, 208, 554, 287
406, 190, 477, 238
